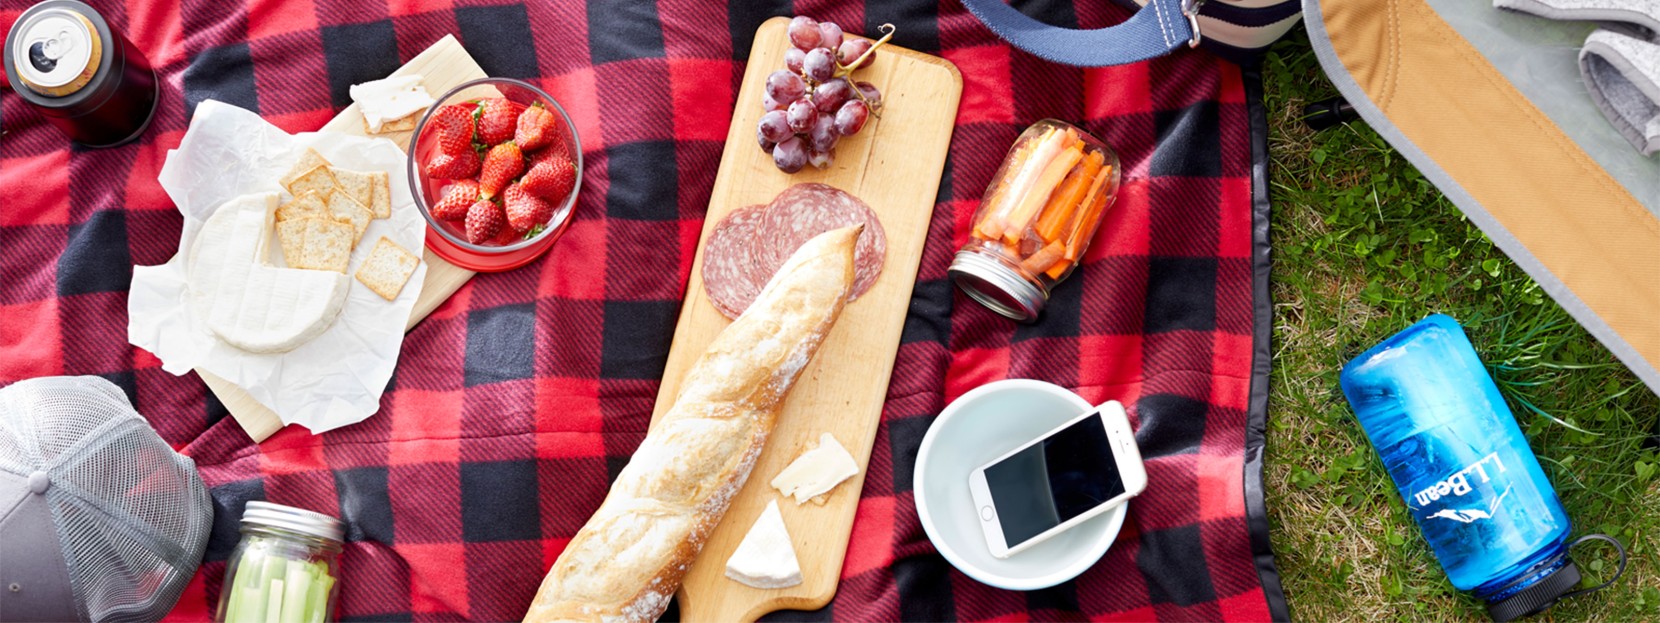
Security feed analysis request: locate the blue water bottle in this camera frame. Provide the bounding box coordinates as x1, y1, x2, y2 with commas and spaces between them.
1340, 315, 1625, 621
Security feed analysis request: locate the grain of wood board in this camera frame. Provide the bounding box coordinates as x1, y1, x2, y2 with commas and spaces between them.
200, 35, 481, 442
657, 17, 961, 623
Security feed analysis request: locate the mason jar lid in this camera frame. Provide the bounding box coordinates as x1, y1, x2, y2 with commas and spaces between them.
8, 6, 100, 96
948, 249, 1047, 322
241, 501, 344, 544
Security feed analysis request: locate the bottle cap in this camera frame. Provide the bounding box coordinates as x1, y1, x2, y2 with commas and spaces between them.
1486, 560, 1580, 622
948, 249, 1046, 322
242, 501, 345, 544
7, 6, 101, 97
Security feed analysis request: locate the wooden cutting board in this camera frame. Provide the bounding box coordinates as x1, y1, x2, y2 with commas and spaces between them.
656, 17, 960, 622
199, 35, 481, 442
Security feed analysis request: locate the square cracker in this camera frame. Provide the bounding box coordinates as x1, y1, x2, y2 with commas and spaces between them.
331, 168, 375, 208
276, 218, 309, 267
280, 148, 332, 188
275, 190, 329, 222
367, 171, 391, 219
302, 218, 354, 273
326, 190, 373, 244
285, 165, 337, 199
354, 236, 420, 301
369, 113, 420, 134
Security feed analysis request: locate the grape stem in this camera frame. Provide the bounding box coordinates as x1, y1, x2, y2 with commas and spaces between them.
834, 23, 895, 118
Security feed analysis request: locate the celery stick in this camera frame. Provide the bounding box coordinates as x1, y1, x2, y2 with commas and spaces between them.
299, 567, 321, 623
222, 583, 246, 622
252, 555, 285, 623
306, 575, 336, 623
307, 561, 330, 623
281, 561, 311, 623
222, 550, 260, 622
234, 554, 274, 623
263, 579, 285, 623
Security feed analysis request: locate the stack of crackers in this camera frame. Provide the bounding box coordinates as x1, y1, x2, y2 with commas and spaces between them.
276, 148, 420, 301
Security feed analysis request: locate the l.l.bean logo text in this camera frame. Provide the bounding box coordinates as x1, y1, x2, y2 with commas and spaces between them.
1414, 452, 1507, 507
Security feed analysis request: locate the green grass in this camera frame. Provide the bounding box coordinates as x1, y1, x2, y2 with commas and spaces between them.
1260, 29, 1660, 621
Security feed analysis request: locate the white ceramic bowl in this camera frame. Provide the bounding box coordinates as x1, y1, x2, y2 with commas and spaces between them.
915, 379, 1127, 590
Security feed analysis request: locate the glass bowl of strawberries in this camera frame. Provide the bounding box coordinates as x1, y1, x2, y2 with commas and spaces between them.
407, 77, 582, 272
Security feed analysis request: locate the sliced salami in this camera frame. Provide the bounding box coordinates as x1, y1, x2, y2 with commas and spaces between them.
755, 183, 887, 299
701, 205, 769, 320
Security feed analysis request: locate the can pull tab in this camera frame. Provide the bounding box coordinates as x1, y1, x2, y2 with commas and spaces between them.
27, 29, 74, 73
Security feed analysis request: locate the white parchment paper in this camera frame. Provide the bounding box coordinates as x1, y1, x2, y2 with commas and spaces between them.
129, 99, 427, 434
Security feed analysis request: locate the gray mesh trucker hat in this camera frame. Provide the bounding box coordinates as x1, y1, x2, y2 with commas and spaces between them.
0, 376, 212, 622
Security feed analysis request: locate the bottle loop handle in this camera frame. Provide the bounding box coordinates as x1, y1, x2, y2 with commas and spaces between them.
1559, 533, 1627, 600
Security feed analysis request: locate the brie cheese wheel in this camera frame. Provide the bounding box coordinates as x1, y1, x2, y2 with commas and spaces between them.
349, 75, 434, 132
770, 433, 860, 505
725, 500, 802, 589
188, 193, 349, 353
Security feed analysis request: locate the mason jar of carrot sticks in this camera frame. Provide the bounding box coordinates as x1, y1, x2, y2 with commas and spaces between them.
949, 119, 1121, 321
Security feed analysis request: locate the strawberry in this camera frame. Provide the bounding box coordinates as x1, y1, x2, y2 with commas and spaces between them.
430, 179, 479, 220
477, 142, 524, 199
478, 98, 525, 145
464, 199, 503, 244
503, 182, 554, 232
514, 104, 560, 151
424, 150, 479, 179
428, 104, 476, 156
520, 155, 576, 200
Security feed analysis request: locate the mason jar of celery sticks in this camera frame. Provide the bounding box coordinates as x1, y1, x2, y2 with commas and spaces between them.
949, 119, 1122, 321
216, 502, 343, 623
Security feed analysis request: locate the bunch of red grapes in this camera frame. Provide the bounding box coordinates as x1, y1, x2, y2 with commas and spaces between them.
757, 17, 890, 173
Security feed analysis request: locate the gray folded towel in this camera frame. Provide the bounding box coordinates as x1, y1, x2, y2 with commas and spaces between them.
1496, 0, 1660, 155
1581, 28, 1660, 155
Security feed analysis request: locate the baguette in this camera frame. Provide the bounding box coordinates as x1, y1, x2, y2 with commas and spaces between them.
524, 226, 861, 623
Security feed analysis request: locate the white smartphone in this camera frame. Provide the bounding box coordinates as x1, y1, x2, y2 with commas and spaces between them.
967, 400, 1147, 558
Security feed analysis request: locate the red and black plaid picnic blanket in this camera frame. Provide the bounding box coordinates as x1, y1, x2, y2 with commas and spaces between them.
0, 0, 1287, 620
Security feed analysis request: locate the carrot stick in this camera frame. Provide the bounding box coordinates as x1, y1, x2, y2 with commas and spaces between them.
1034, 151, 1103, 243
1000, 143, 1083, 245
1043, 257, 1073, 279
1063, 165, 1115, 261
1019, 240, 1067, 276
978, 127, 1074, 239
972, 126, 1054, 240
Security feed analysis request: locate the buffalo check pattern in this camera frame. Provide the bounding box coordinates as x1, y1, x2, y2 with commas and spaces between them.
0, 0, 1285, 620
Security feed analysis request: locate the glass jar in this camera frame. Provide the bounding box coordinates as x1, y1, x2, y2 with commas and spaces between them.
215, 501, 343, 623
949, 119, 1122, 321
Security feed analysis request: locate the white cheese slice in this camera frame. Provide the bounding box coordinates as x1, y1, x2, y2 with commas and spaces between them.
350, 75, 434, 132
724, 500, 802, 589
770, 433, 860, 505
188, 193, 348, 353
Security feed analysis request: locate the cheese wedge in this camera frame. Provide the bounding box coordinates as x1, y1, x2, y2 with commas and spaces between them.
350, 75, 434, 133
724, 500, 803, 589
770, 433, 860, 505
188, 193, 349, 353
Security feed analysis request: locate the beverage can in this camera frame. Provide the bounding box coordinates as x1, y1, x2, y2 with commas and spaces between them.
4, 0, 158, 147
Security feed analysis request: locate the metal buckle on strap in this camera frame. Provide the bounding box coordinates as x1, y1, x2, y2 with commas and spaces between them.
1181, 0, 1205, 47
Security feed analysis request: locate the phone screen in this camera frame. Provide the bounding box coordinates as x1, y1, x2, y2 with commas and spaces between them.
983, 414, 1125, 548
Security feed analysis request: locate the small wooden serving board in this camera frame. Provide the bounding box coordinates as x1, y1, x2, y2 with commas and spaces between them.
654, 17, 961, 622
199, 35, 482, 442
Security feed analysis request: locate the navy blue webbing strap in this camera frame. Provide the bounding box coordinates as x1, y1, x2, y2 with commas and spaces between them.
960, 0, 1198, 67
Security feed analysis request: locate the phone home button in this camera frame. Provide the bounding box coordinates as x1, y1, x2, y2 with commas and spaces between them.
980, 505, 994, 521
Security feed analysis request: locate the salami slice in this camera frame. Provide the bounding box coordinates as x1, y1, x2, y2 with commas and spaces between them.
701, 205, 769, 320
755, 183, 887, 299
